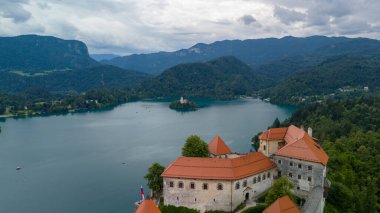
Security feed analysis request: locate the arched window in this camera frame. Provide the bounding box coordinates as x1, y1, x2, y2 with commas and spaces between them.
235, 182, 240, 190
190, 182, 195, 189
178, 181, 184, 188
267, 172, 271, 178
217, 183, 223, 190
253, 177, 257, 184
203, 183, 208, 190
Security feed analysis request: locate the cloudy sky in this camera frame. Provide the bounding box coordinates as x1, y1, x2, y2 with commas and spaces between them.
1, 0, 379, 55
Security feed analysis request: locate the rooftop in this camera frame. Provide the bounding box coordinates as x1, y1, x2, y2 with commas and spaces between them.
135, 199, 161, 213
260, 125, 329, 165
263, 195, 301, 213
208, 135, 232, 155
161, 152, 276, 180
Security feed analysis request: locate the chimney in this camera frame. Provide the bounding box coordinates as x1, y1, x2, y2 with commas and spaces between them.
308, 127, 313, 137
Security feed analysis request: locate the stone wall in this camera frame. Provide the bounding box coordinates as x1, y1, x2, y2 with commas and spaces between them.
273, 156, 326, 197
163, 178, 233, 212
162, 168, 276, 212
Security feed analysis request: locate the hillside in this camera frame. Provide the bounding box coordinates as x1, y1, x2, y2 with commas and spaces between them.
281, 95, 380, 212
0, 65, 149, 93
252, 38, 380, 81
0, 35, 98, 72
262, 55, 380, 104
102, 36, 380, 75
137, 56, 269, 99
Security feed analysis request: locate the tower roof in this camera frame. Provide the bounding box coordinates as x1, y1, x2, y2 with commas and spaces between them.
208, 135, 232, 155
135, 199, 161, 213
263, 195, 301, 213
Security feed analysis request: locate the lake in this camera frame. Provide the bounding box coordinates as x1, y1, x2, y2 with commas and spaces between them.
0, 99, 294, 213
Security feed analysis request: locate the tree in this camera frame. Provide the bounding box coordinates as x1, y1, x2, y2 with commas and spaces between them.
182, 135, 209, 157
265, 176, 295, 206
144, 163, 165, 196
271, 117, 281, 128
251, 132, 262, 151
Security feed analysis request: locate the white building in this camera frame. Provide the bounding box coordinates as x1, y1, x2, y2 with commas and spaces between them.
162, 136, 276, 212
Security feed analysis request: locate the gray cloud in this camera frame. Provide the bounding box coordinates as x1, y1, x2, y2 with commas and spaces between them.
0, 0, 379, 55
273, 6, 306, 25
0, 0, 31, 23
239, 15, 257, 25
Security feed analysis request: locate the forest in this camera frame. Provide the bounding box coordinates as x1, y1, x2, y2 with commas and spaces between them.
282, 94, 380, 212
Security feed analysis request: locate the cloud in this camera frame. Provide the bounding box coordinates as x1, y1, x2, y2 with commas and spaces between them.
0, 0, 379, 55
273, 6, 306, 25
239, 15, 257, 25
0, 0, 31, 23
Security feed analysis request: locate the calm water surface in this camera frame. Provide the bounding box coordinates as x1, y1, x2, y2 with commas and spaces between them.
0, 99, 294, 213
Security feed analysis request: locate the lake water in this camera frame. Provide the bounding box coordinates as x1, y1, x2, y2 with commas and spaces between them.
0, 99, 294, 213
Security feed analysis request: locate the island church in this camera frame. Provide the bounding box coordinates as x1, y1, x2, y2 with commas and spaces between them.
161, 125, 329, 213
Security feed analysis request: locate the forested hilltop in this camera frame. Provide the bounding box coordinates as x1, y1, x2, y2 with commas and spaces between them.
0, 35, 98, 72
137, 56, 270, 99
261, 55, 380, 105
281, 94, 380, 212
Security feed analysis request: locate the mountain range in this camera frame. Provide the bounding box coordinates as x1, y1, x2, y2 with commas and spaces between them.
102, 36, 380, 76
0, 34, 379, 102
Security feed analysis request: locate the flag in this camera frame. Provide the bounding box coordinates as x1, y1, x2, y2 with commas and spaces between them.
140, 185, 145, 200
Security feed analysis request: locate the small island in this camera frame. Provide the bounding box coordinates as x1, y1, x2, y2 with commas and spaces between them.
169, 97, 198, 111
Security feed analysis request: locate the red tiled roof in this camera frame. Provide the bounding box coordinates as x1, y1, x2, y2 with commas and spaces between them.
276, 132, 329, 165
161, 152, 276, 180
260, 125, 329, 165
263, 195, 301, 213
135, 199, 161, 213
259, 128, 288, 141
208, 135, 232, 155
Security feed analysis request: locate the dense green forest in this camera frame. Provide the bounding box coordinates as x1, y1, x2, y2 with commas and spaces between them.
0, 65, 149, 93
281, 94, 380, 212
262, 55, 380, 105
0, 35, 97, 72
137, 56, 270, 99
0, 88, 137, 116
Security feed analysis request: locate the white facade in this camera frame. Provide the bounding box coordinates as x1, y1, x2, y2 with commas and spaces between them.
163, 168, 276, 212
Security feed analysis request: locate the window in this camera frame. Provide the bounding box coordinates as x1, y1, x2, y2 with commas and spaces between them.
298, 175, 301, 180
203, 183, 208, 190
262, 174, 266, 180
178, 181, 184, 188
190, 182, 195, 189
253, 177, 257, 184
278, 159, 282, 164
308, 177, 312, 182
243, 180, 247, 187
169, 181, 174, 187
298, 164, 302, 169
308, 165, 313, 170
290, 162, 293, 166
217, 183, 223, 190
258, 176, 261, 182
278, 171, 282, 177
297, 186, 300, 190
235, 182, 240, 190
289, 173, 293, 178
267, 172, 271, 178
263, 145, 266, 151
